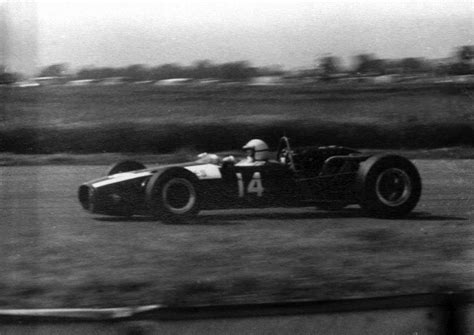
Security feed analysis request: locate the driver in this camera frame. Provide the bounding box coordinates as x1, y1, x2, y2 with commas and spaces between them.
236, 139, 270, 166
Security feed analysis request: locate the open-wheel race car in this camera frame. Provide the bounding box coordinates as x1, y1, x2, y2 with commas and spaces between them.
78, 136, 422, 222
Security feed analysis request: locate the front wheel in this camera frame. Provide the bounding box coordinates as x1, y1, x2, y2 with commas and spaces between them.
356, 155, 421, 218
145, 168, 200, 223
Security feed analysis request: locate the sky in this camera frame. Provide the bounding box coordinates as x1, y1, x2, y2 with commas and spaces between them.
1, 0, 473, 74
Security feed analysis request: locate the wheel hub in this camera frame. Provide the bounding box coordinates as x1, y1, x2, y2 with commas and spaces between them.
375, 168, 412, 207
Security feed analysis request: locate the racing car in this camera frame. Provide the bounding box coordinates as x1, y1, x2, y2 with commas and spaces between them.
78, 136, 422, 222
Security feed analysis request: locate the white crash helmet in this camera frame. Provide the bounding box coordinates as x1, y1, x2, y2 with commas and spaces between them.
242, 139, 270, 161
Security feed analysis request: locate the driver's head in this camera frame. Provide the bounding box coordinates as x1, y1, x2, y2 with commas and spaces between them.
242, 139, 270, 161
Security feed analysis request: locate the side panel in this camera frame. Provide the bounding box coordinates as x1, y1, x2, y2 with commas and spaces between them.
199, 162, 303, 210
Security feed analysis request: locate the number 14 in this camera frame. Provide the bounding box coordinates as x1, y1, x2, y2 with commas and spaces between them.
236, 172, 264, 197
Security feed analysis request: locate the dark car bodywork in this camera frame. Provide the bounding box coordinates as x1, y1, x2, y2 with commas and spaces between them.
79, 137, 421, 221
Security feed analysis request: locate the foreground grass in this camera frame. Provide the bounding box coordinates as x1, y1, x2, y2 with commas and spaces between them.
1, 209, 472, 308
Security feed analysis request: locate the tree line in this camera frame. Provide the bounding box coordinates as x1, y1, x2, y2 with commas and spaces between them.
1, 45, 473, 84
37, 61, 284, 82
318, 45, 474, 80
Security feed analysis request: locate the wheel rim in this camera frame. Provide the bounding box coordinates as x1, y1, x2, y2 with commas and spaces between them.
162, 178, 196, 214
375, 168, 412, 207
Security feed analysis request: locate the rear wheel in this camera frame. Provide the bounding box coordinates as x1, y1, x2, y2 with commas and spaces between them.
145, 169, 200, 223
108, 160, 146, 175
357, 155, 421, 218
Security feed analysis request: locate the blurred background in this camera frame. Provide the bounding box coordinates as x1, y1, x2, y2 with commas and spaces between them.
1, 0, 472, 86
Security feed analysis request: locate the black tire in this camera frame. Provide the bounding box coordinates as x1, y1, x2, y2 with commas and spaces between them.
315, 202, 348, 211
108, 160, 146, 176
145, 168, 200, 223
356, 154, 421, 218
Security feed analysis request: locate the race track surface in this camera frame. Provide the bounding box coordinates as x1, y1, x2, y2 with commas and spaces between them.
0, 160, 472, 308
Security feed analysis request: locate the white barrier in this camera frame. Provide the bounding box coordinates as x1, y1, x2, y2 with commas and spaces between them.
0, 292, 472, 334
